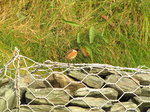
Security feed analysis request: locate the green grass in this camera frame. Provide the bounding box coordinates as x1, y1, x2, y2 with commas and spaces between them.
0, 0, 149, 68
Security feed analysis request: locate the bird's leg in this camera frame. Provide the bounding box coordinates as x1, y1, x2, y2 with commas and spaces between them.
72, 60, 74, 66
72, 60, 76, 67
67, 60, 70, 68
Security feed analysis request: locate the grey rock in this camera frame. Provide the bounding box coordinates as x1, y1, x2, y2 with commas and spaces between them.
126, 110, 141, 112
47, 73, 72, 88
141, 87, 150, 97
133, 86, 150, 97
12, 105, 105, 112
18, 75, 51, 104
147, 108, 150, 112
65, 81, 85, 96
133, 73, 150, 85
110, 102, 140, 112
68, 106, 105, 112
69, 97, 112, 109
83, 75, 104, 88
105, 75, 121, 84
75, 87, 118, 100
106, 75, 139, 94
0, 78, 14, 88
28, 80, 50, 88
89, 68, 104, 74
12, 105, 53, 112
134, 87, 142, 96
74, 87, 100, 97
47, 73, 85, 95
19, 74, 48, 88
0, 88, 17, 111
0, 78, 10, 87
100, 88, 118, 100
68, 71, 104, 88
89, 68, 115, 76
18, 74, 49, 101
89, 68, 131, 76
26, 88, 70, 105
68, 71, 86, 81
116, 77, 139, 92
12, 105, 70, 112
51, 106, 70, 112
126, 110, 145, 112
132, 96, 150, 108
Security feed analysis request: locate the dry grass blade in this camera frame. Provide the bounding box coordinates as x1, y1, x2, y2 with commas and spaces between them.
80, 47, 90, 57
62, 19, 81, 27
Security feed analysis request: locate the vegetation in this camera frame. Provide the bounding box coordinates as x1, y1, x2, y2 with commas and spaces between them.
0, 0, 149, 68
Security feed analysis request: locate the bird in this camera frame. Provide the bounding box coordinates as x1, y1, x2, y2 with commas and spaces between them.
65, 48, 79, 60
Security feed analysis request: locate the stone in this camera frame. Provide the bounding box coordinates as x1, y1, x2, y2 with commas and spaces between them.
65, 82, 85, 96
89, 68, 130, 76
12, 105, 70, 112
134, 87, 142, 96
89, 68, 103, 73
69, 97, 112, 109
126, 110, 140, 112
110, 102, 140, 112
0, 78, 10, 87
83, 75, 104, 88
141, 87, 150, 97
47, 73, 85, 94
106, 75, 139, 95
18, 74, 52, 104
100, 88, 118, 100
147, 108, 150, 112
19, 74, 48, 88
74, 87, 100, 97
132, 96, 150, 108
133, 73, 150, 85
0, 88, 17, 112
68, 71, 104, 88
47, 73, 72, 88
12, 105, 53, 112
75, 87, 118, 100
105, 75, 121, 84
68, 71, 87, 80
116, 77, 139, 92
68, 106, 105, 112
51, 106, 70, 112
89, 68, 113, 76
26, 88, 70, 105
28, 80, 49, 88
12, 105, 105, 112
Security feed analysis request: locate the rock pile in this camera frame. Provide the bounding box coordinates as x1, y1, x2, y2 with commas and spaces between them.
0, 67, 150, 112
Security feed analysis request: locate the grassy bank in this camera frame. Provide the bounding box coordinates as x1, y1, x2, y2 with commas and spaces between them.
0, 0, 149, 68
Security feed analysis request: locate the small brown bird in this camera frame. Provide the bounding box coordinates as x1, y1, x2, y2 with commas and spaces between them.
65, 48, 79, 60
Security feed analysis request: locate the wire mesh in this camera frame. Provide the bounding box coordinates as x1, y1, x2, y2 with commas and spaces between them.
0, 48, 150, 112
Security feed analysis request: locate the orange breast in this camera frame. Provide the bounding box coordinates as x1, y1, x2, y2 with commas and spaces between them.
65, 50, 77, 60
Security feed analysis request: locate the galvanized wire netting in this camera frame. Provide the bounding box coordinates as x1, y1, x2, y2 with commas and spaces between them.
0, 48, 150, 112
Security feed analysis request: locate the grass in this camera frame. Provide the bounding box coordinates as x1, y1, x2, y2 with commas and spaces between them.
0, 0, 149, 68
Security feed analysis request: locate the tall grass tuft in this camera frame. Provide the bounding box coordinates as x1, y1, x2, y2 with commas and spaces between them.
0, 0, 149, 67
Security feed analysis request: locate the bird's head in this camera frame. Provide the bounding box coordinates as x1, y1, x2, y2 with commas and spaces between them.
74, 48, 80, 51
